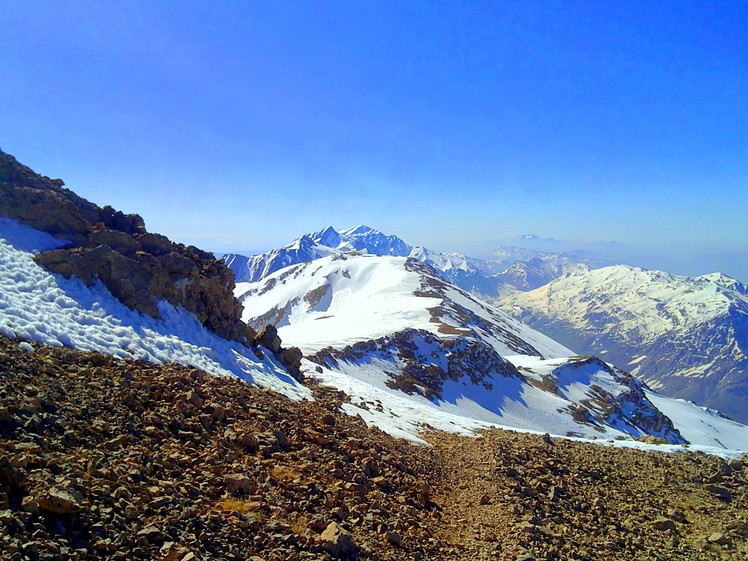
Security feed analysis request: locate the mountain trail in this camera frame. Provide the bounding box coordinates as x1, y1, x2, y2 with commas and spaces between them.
2, 335, 747, 561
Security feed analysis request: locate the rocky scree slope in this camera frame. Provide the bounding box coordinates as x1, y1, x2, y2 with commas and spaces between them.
497, 264, 748, 424
1, 335, 747, 561
0, 150, 248, 344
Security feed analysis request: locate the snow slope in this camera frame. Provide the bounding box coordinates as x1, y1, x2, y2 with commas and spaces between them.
0, 218, 310, 401
236, 254, 569, 358
497, 264, 748, 423
236, 254, 748, 452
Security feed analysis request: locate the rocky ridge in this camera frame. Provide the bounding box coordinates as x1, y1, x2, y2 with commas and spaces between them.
1, 334, 747, 561
0, 150, 303, 376
0, 150, 248, 344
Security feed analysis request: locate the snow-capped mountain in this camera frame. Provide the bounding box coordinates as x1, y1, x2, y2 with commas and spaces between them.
497, 264, 748, 424
224, 226, 614, 297
234, 254, 748, 449
224, 225, 505, 297
223, 225, 410, 284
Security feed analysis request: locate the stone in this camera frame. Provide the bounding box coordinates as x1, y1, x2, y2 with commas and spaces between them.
667, 509, 687, 523
37, 487, 82, 514
279, 347, 304, 381
707, 532, 731, 545
225, 474, 252, 494
652, 518, 677, 532
256, 325, 282, 353
20, 497, 39, 514
136, 525, 164, 544
385, 531, 402, 546
706, 485, 733, 501
159, 543, 192, 561
186, 390, 203, 408
319, 522, 357, 556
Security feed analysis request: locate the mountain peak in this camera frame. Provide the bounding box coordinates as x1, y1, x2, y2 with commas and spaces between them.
340, 224, 377, 236
698, 272, 748, 294
311, 226, 341, 248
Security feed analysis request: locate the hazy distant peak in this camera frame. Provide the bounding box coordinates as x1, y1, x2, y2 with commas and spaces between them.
514, 234, 551, 241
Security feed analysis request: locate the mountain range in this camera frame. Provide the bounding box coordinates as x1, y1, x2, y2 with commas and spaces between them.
1, 150, 746, 451
226, 224, 748, 428
223, 225, 603, 297
497, 264, 748, 424
233, 253, 747, 448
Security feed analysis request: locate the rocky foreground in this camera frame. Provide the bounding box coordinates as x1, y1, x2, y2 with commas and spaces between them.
1, 335, 746, 561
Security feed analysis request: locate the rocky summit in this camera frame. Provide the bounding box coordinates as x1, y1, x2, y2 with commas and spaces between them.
1, 335, 747, 561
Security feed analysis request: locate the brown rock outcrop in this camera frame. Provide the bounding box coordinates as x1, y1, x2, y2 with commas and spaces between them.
0, 150, 252, 344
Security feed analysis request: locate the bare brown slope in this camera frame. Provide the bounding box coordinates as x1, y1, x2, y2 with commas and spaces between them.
1, 335, 746, 561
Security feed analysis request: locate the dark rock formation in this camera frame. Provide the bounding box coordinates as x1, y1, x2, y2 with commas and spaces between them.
255, 324, 304, 381
312, 328, 520, 402
0, 150, 253, 344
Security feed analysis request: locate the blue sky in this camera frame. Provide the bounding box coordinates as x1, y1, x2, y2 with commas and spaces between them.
1, 1, 747, 257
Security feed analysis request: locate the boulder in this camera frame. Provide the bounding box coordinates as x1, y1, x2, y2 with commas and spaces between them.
37, 486, 83, 514
224, 474, 253, 494
280, 347, 304, 381
257, 325, 282, 353
319, 522, 357, 556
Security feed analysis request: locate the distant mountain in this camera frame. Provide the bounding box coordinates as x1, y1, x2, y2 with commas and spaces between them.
224, 226, 606, 297
224, 225, 506, 297
233, 254, 748, 447
484, 245, 611, 275
497, 264, 748, 424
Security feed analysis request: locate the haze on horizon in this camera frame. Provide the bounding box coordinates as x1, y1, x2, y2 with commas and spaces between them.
1, 2, 746, 278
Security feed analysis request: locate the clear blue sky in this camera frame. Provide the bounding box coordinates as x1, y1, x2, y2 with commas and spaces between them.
1, 1, 746, 255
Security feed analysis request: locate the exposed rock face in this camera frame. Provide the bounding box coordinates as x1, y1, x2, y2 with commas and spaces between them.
0, 150, 251, 343
313, 328, 520, 402
256, 324, 282, 353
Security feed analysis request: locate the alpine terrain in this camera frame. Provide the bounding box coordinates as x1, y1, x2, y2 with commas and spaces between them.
497, 264, 748, 424
1, 149, 747, 561
224, 226, 607, 298
235, 254, 748, 450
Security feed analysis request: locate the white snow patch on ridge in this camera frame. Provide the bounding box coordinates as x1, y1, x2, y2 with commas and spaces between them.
237, 254, 572, 359
237, 255, 443, 355
0, 219, 310, 401
241, 253, 748, 455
